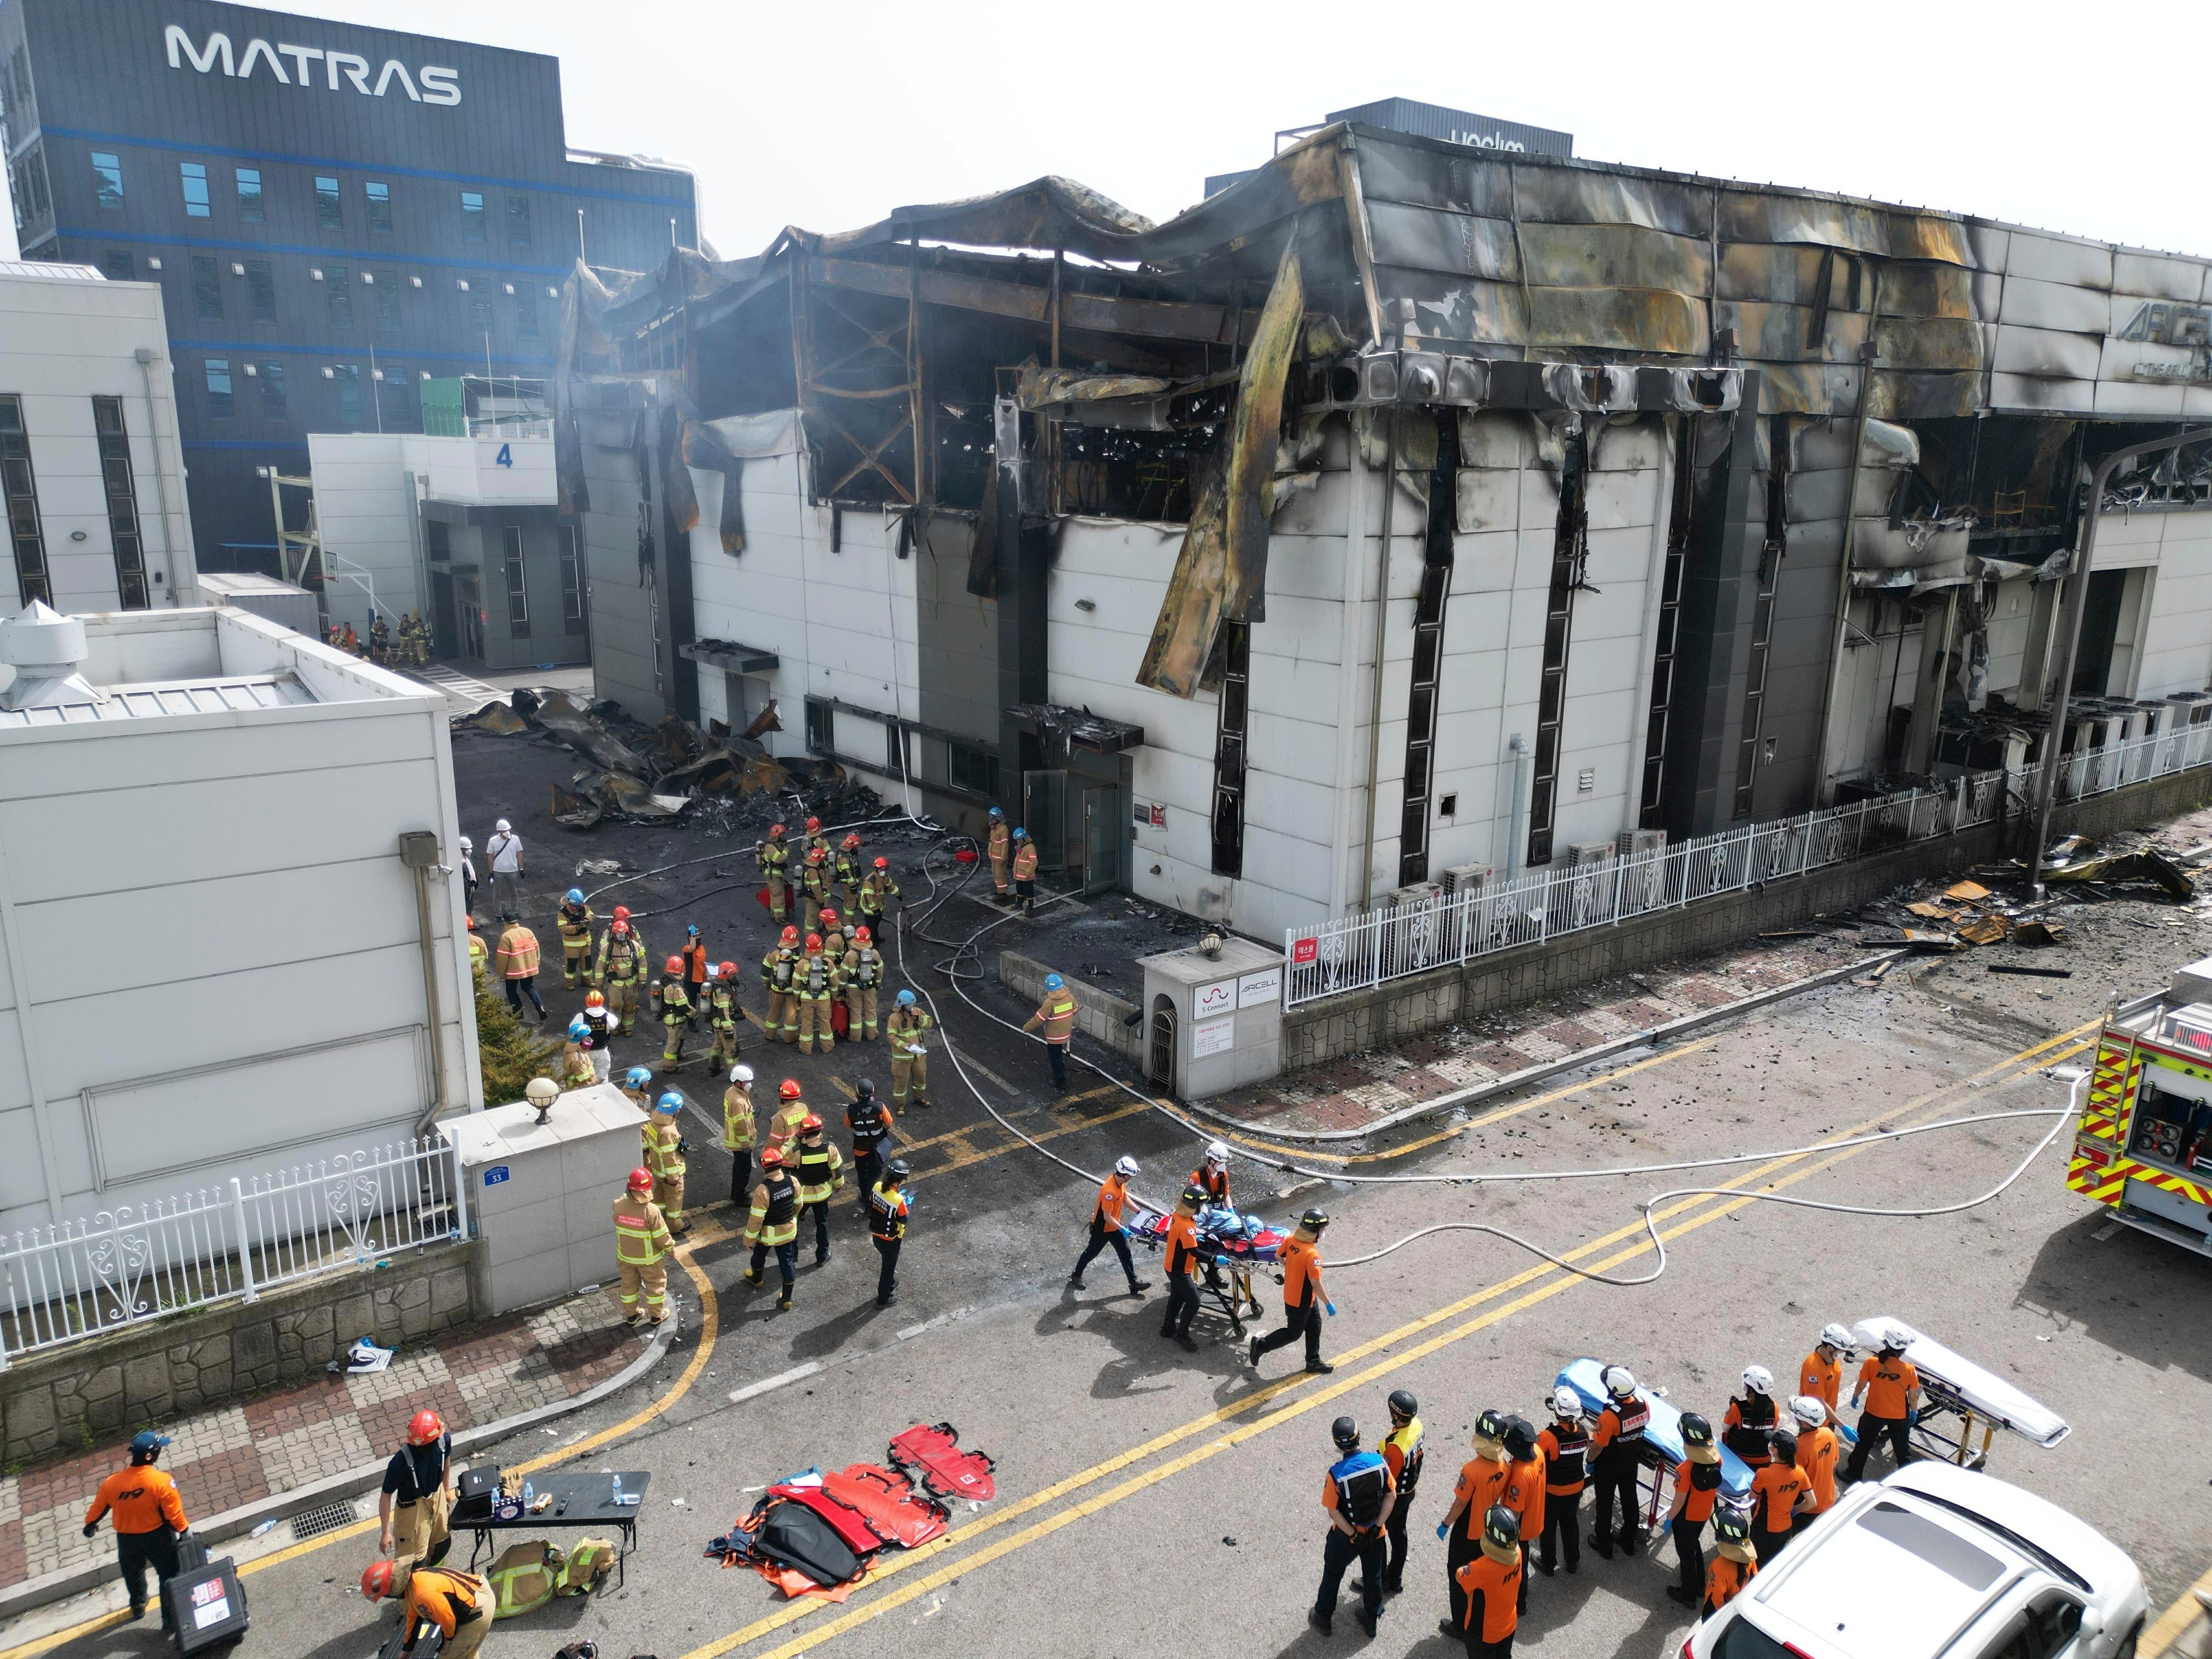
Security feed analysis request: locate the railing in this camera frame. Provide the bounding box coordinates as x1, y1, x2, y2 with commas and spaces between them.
0, 1136, 464, 1368
1285, 723, 2212, 1009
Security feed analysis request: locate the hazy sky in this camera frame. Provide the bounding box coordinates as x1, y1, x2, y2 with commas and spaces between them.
11, 0, 2212, 263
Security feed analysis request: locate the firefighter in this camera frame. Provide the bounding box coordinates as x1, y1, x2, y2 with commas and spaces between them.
867, 1158, 911, 1308
496, 913, 547, 1022
800, 845, 833, 934
577, 989, 615, 1083
1703, 1507, 1758, 1620
835, 831, 864, 913
619, 1064, 654, 1114
1790, 1395, 1840, 1525
558, 1031, 596, 1090
986, 805, 1011, 896
1022, 971, 1077, 1091
1189, 1139, 1232, 1206
377, 1408, 454, 1575
761, 925, 800, 1045
1158, 1185, 1203, 1352
1453, 1505, 1525, 1659
555, 888, 595, 990
1587, 1365, 1649, 1559
596, 913, 649, 1036
1662, 1412, 1723, 1608
681, 923, 710, 1013
465, 915, 487, 981
1438, 1410, 1513, 1637
792, 1114, 845, 1265
885, 989, 934, 1108
818, 906, 848, 961
1749, 1429, 1809, 1563
1011, 825, 1039, 913
844, 925, 885, 1042
1068, 1154, 1151, 1296
361, 1559, 493, 1659
767, 1077, 810, 1163
758, 822, 792, 923
1841, 1325, 1921, 1485
1798, 1323, 1854, 1426
645, 1091, 689, 1235
1503, 1417, 1544, 1612
611, 1166, 674, 1324
795, 933, 839, 1055
1722, 1364, 1779, 1469
82, 1431, 190, 1628
1249, 1208, 1333, 1375
723, 1064, 757, 1206
608, 903, 647, 963
653, 955, 695, 1070
857, 856, 900, 928
1312, 1415, 1395, 1639
847, 1079, 894, 1199
1376, 1389, 1425, 1598
802, 814, 830, 865
743, 1147, 801, 1311
1535, 1387, 1588, 1578
370, 611, 390, 661
704, 961, 743, 1073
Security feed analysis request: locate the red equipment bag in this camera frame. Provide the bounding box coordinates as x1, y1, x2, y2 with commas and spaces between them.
831, 1000, 850, 1039
757, 885, 774, 911
765, 1482, 881, 1556
821, 1463, 949, 1549
888, 1422, 996, 1503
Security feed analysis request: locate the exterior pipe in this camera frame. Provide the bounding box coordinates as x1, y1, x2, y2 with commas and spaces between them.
1358, 412, 1399, 909
1812, 335, 1882, 800
400, 832, 453, 1133
2027, 426, 2212, 898
133, 348, 189, 606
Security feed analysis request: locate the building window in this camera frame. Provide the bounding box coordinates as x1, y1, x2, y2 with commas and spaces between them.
515, 290, 539, 339
179, 161, 211, 218
805, 698, 834, 754
235, 166, 263, 221
203, 359, 234, 420
259, 362, 288, 420
467, 281, 494, 337
92, 150, 124, 210
1397, 409, 1457, 886
245, 259, 275, 321
950, 740, 998, 800
91, 396, 149, 610
332, 365, 361, 425
1526, 431, 1590, 868
0, 393, 53, 607
365, 180, 392, 234
325, 264, 352, 328
505, 195, 532, 248
376, 363, 411, 430
1639, 424, 1695, 829
100, 250, 135, 283
190, 255, 223, 321
13, 145, 53, 225
314, 174, 342, 230
1210, 622, 1250, 878
502, 525, 530, 636
373, 269, 400, 331
558, 523, 586, 633
460, 190, 486, 241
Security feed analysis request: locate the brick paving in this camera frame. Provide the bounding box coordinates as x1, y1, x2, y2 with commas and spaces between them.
0, 1287, 641, 1592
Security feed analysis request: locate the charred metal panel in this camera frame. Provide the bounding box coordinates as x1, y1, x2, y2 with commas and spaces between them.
1717, 300, 1872, 363
1353, 144, 1517, 216
1513, 168, 1712, 238
1876, 263, 1976, 320
1378, 270, 1528, 346
1871, 317, 1985, 373
1718, 193, 1971, 266
1365, 202, 1523, 281
1517, 223, 1714, 295
1867, 369, 1981, 421
1527, 287, 1708, 357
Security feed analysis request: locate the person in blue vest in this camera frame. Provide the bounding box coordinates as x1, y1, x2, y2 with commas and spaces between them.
1312, 1415, 1397, 1638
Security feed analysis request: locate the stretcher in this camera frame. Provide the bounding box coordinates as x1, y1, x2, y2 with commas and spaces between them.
1556, 1357, 1758, 1538
1128, 1203, 1284, 1338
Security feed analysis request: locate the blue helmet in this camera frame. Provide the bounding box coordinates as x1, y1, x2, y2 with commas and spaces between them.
567, 1016, 589, 1039
656, 1091, 684, 1114
687, 923, 700, 938
625, 1066, 653, 1088
565, 887, 584, 905
1013, 827, 1028, 840
989, 805, 1002, 818
896, 988, 917, 1006
1044, 972, 1063, 990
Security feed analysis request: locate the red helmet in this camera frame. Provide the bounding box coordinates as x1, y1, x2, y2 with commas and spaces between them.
778, 1079, 802, 1100
407, 1409, 445, 1446
820, 909, 839, 927
718, 960, 737, 978
874, 856, 889, 870
585, 990, 605, 1009
804, 933, 822, 951
465, 916, 476, 931
842, 832, 861, 849
612, 921, 629, 936
780, 925, 799, 944
760, 1147, 785, 1168
854, 926, 872, 944
805, 817, 821, 832
665, 955, 685, 974
769, 822, 786, 837
627, 1167, 653, 1193
361, 1560, 397, 1600
613, 905, 631, 922
806, 847, 826, 864
800, 1113, 823, 1133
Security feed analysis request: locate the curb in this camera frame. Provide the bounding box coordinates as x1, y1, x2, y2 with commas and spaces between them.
0, 1312, 680, 1626
1178, 949, 1907, 1146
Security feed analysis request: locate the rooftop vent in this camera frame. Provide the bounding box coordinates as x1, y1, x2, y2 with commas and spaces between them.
0, 601, 105, 712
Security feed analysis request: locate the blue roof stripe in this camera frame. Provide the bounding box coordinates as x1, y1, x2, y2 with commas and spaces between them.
60, 224, 570, 277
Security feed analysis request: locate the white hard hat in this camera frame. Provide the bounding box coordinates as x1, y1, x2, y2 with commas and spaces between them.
495, 818, 512, 833
1114, 1155, 1139, 1177
1883, 1323, 1913, 1351
731, 1064, 753, 1084
1742, 1365, 1773, 1395
1601, 1365, 1636, 1397
1205, 1140, 1229, 1165
1551, 1386, 1583, 1418
1789, 1395, 1826, 1428
1820, 1323, 1854, 1351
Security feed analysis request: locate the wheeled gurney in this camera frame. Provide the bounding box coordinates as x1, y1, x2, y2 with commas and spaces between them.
1128, 1203, 1284, 1338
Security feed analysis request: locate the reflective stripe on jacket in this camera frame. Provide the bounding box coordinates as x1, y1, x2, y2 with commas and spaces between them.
599, 933, 646, 981
613, 1195, 672, 1265
723, 1087, 757, 1150
747, 1172, 799, 1245
793, 1140, 844, 1203
496, 926, 540, 979
1012, 844, 1038, 881
644, 1121, 684, 1178
1033, 991, 1076, 1043
556, 905, 594, 947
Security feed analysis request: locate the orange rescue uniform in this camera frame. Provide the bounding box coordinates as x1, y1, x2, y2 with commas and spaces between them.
1796, 1424, 1840, 1514
1452, 1457, 1513, 1542
1705, 1553, 1756, 1616
84, 1468, 188, 1535
1671, 1459, 1718, 1525
1750, 1462, 1808, 1536
1858, 1353, 1918, 1418
1799, 1348, 1843, 1414
1093, 1175, 1130, 1231
1455, 1550, 1523, 1645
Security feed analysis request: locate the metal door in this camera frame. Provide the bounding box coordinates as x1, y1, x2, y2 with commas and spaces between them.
1148, 996, 1177, 1088
1023, 769, 1067, 873
1080, 785, 1124, 895
455, 575, 483, 659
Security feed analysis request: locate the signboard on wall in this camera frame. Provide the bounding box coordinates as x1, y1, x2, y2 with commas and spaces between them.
1191, 1018, 1235, 1059
1238, 966, 1282, 1007
1292, 936, 1319, 966
1193, 980, 1237, 1020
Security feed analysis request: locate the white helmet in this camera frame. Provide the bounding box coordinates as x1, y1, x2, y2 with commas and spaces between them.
1601, 1365, 1637, 1397
1883, 1323, 1913, 1352
1204, 1140, 1229, 1166
1114, 1155, 1139, 1177
1551, 1386, 1583, 1419
1820, 1323, 1854, 1352
495, 818, 511, 833
1789, 1396, 1825, 1428
1742, 1365, 1773, 1396
459, 835, 473, 851
731, 1064, 754, 1084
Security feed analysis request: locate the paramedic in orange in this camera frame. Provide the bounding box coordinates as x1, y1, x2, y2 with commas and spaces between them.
1703, 1508, 1758, 1619
1438, 1409, 1514, 1637
1502, 1417, 1545, 1612
1789, 1395, 1840, 1524
82, 1431, 191, 1627
1798, 1322, 1853, 1425
1249, 1207, 1333, 1375
1067, 1155, 1150, 1296
1841, 1324, 1921, 1484
1661, 1413, 1723, 1609
1452, 1505, 1525, 1658
1748, 1429, 1810, 1562
1158, 1186, 1203, 1351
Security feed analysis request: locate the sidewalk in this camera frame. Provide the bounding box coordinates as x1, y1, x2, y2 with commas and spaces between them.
1201, 929, 1860, 1136
0, 1290, 641, 1594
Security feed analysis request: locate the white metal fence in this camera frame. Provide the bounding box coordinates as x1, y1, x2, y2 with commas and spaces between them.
0, 1136, 464, 1368
1284, 724, 2212, 1009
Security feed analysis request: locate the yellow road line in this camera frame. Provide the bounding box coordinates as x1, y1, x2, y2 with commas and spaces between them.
2142, 1560, 2212, 1657
676, 1024, 2092, 1658
0, 1245, 725, 1659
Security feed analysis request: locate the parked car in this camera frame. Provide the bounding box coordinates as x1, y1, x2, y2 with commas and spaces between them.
1678, 1460, 2147, 1659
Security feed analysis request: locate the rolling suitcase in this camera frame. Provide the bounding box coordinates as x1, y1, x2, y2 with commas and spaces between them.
161, 1534, 250, 1652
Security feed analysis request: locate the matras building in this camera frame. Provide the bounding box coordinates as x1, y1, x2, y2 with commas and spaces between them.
557, 125, 2212, 944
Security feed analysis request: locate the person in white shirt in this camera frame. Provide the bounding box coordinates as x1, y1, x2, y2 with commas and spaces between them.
486, 820, 525, 918
458, 836, 478, 917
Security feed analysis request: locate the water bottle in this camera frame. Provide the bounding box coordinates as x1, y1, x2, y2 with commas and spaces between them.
612, 1472, 623, 1506
523, 1480, 534, 1506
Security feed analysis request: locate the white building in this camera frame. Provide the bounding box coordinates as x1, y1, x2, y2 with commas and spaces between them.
0, 260, 199, 613
0, 601, 479, 1234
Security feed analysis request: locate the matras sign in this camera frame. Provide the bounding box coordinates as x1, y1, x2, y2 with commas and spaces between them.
165, 26, 461, 105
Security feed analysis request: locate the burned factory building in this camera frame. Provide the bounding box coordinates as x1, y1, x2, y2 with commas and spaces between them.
554, 123, 2212, 945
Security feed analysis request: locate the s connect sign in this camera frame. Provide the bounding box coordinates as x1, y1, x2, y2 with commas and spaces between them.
165, 25, 461, 105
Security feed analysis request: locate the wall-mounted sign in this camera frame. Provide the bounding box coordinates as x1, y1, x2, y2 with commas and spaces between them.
1292, 936, 1319, 966
1193, 979, 1236, 1020
1191, 1017, 1235, 1058
1238, 966, 1282, 1007
165, 26, 463, 105
482, 1165, 511, 1187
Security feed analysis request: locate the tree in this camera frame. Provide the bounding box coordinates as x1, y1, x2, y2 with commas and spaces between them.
475, 974, 561, 1105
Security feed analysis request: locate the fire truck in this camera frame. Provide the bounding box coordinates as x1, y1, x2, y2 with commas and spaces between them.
2067, 957, 2212, 1254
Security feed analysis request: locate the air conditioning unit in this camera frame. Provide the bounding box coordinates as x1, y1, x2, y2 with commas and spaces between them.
2166, 691, 2212, 726
1568, 840, 1617, 867
2144, 700, 2180, 740
1378, 881, 1446, 976
1615, 829, 1667, 859
1615, 828, 1669, 911
1385, 881, 1442, 908
1439, 862, 1493, 897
